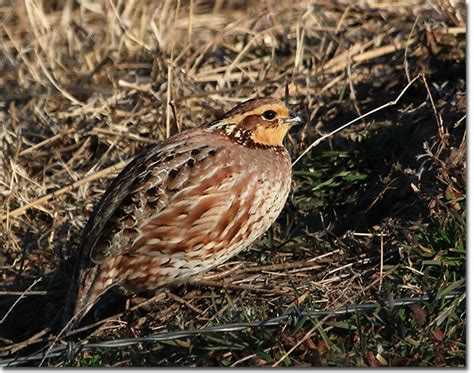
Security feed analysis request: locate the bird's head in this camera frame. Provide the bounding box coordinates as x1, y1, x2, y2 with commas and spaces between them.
210, 97, 304, 147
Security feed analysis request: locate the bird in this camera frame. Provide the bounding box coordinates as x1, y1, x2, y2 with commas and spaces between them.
64, 97, 303, 329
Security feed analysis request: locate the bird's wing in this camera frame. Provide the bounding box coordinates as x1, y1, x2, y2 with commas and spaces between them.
80, 130, 256, 264
79, 131, 202, 263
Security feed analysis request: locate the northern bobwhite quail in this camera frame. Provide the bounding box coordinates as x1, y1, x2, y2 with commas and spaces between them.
65, 97, 303, 328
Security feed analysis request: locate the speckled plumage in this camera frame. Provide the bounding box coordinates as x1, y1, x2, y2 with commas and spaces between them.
66, 97, 301, 327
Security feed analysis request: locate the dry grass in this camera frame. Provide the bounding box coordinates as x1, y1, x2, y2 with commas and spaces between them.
0, 0, 466, 367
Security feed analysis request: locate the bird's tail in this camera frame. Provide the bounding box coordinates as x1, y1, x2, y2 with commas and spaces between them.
61, 265, 110, 333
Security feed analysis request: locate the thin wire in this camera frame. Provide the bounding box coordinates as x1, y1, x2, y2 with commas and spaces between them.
0, 291, 463, 366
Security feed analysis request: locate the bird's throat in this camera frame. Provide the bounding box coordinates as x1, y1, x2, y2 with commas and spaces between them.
251, 125, 290, 147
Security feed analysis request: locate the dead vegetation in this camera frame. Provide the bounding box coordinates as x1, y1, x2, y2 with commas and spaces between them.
0, 0, 466, 367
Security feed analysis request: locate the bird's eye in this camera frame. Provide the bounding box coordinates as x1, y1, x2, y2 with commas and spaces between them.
262, 110, 277, 120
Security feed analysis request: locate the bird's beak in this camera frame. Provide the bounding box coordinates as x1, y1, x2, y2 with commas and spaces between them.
284, 112, 305, 126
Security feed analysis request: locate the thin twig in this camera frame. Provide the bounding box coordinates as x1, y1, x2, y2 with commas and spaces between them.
272, 322, 320, 367
34, 49, 82, 105
404, 14, 420, 82
0, 278, 42, 324
292, 74, 421, 166
379, 232, 384, 291
108, 0, 152, 51
167, 292, 204, 315
0, 328, 50, 355
421, 74, 446, 151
